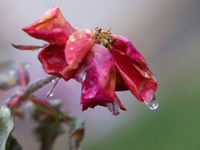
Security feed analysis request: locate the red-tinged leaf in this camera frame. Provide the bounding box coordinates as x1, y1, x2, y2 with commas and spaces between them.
11, 44, 45, 50
23, 6, 76, 43
63, 28, 93, 74
15, 63, 30, 86
29, 95, 59, 116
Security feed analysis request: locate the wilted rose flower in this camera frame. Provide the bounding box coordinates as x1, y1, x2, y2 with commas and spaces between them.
13, 6, 158, 115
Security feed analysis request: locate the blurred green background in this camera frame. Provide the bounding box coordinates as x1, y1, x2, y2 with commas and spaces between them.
1, 0, 200, 150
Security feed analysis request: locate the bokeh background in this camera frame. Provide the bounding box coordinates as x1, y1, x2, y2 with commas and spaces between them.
1, 0, 200, 149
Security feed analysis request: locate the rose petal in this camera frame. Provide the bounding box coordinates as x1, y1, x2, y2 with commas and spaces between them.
23, 6, 76, 44
79, 44, 116, 110
110, 35, 157, 104
63, 28, 93, 74
24, 29, 68, 45
38, 44, 76, 81
112, 35, 155, 78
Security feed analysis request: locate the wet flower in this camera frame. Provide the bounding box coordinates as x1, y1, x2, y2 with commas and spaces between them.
13, 6, 158, 114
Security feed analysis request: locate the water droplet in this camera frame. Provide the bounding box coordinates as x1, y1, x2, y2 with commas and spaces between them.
77, 71, 86, 83
107, 98, 120, 116
70, 47, 73, 51
46, 78, 60, 98
146, 96, 158, 110
8, 69, 15, 75
22, 62, 31, 69
47, 90, 54, 97
152, 74, 157, 82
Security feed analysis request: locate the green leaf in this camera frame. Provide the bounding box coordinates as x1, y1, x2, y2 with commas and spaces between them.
6, 135, 22, 150
0, 106, 14, 150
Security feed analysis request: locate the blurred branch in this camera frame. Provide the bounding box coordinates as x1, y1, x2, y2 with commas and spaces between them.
7, 76, 59, 108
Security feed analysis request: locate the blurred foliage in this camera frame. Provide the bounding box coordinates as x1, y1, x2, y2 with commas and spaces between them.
83, 79, 200, 150
0, 60, 29, 90
0, 107, 15, 150
0, 60, 85, 150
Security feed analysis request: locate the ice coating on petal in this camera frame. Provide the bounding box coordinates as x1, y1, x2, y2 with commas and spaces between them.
80, 44, 116, 111
63, 28, 93, 73
38, 44, 76, 81
110, 35, 157, 104
23, 6, 76, 44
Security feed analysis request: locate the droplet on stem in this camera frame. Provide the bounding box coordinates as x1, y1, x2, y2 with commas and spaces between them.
46, 77, 60, 98
146, 95, 158, 110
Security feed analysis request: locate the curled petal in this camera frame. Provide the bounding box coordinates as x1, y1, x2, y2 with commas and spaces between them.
38, 44, 76, 81
24, 29, 69, 45
112, 35, 156, 78
63, 28, 93, 74
23, 6, 76, 44
110, 35, 157, 104
79, 44, 116, 111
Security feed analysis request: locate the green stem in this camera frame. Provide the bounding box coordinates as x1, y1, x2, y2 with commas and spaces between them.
8, 76, 58, 108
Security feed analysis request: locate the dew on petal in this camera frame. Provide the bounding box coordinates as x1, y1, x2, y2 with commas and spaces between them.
146, 95, 158, 110
76, 71, 87, 83
107, 98, 120, 116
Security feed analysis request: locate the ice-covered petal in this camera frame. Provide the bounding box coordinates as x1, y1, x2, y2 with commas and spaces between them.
23, 6, 76, 44
38, 44, 76, 81
63, 28, 93, 73
80, 44, 116, 111
110, 35, 157, 104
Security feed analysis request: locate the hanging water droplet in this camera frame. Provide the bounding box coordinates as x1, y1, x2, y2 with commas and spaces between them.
107, 98, 120, 116
51, 79, 55, 83
77, 71, 87, 83
46, 77, 60, 98
22, 62, 31, 69
146, 96, 158, 110
8, 69, 15, 75
152, 74, 157, 82
47, 90, 54, 97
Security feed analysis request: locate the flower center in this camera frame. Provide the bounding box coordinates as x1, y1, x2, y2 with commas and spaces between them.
93, 27, 116, 49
